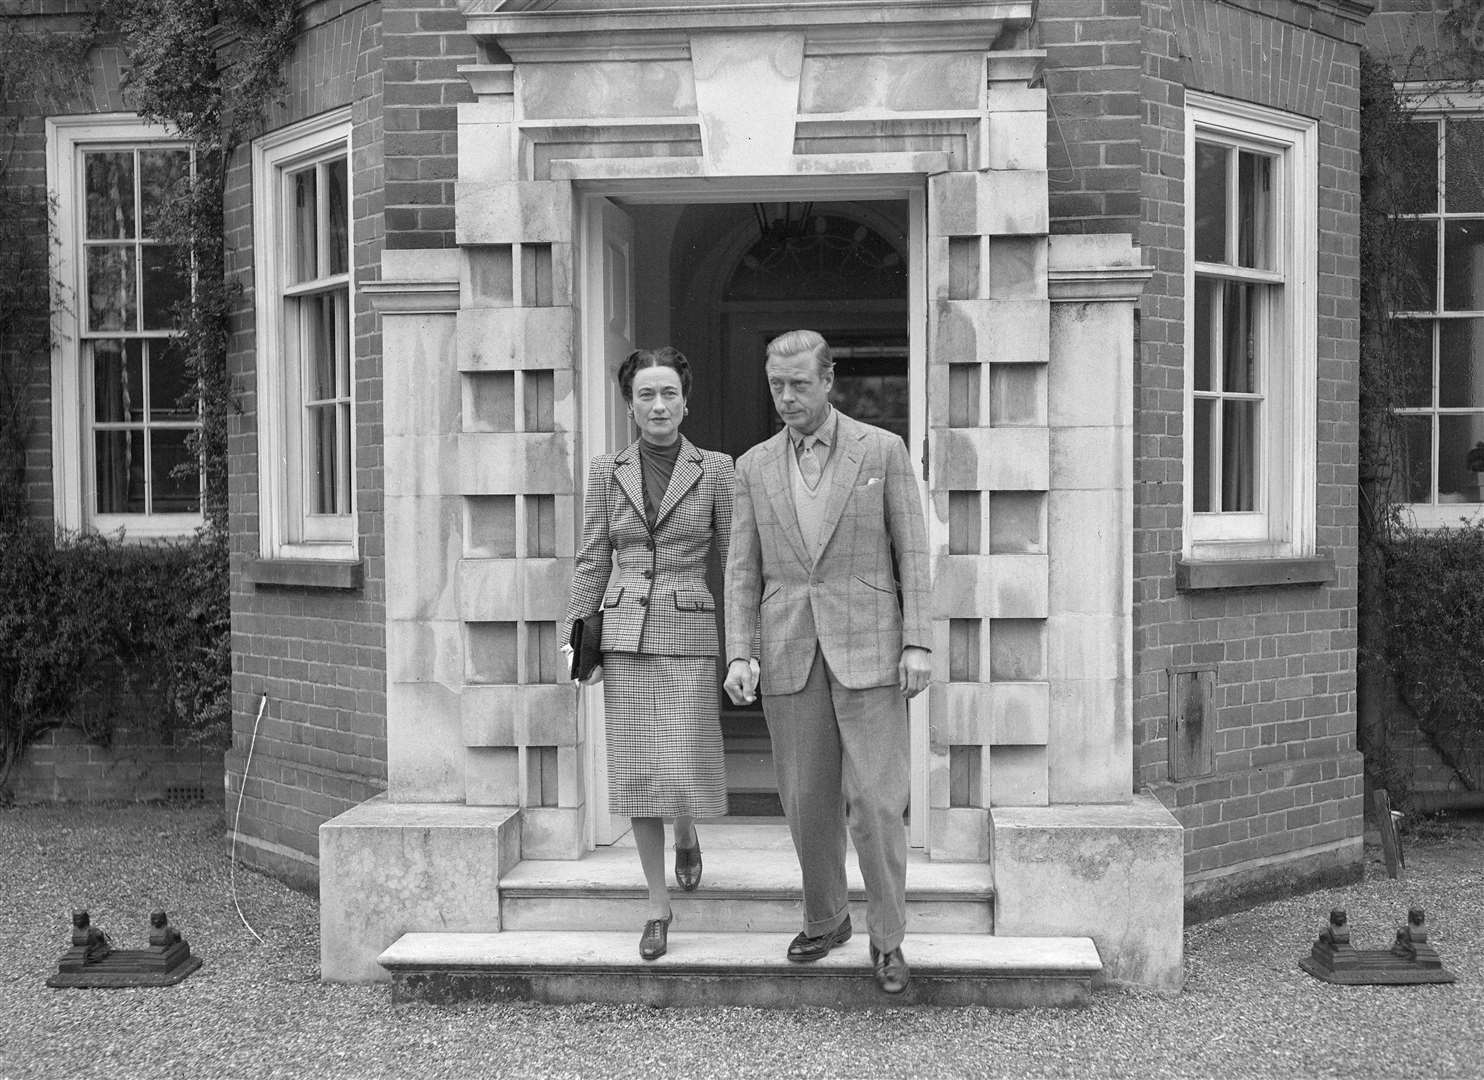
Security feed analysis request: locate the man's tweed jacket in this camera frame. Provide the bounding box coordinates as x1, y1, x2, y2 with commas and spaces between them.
725, 411, 930, 695
563, 436, 734, 658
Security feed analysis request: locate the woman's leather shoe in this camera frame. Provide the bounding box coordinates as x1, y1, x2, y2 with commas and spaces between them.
674, 837, 702, 891
639, 913, 673, 960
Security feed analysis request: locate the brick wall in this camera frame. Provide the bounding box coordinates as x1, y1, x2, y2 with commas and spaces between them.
9, 725, 223, 803
225, 0, 390, 890
1037, 0, 1143, 236
1133, 0, 1365, 913
381, 0, 475, 249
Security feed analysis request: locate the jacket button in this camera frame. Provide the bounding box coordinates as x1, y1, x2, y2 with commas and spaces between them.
645, 540, 655, 550
638, 596, 649, 607
643, 570, 653, 579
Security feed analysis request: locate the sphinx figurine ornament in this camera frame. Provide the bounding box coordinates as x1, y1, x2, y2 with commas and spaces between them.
48, 908, 202, 988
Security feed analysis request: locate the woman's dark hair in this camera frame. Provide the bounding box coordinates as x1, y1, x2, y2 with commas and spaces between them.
617, 346, 692, 402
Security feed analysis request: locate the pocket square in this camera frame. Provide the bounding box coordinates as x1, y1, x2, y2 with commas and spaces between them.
859, 477, 883, 488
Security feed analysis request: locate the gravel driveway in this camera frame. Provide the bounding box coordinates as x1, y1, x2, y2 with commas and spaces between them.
1, 803, 1480, 1080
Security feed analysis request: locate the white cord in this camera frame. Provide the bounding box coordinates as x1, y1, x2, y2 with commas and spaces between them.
229, 692, 268, 945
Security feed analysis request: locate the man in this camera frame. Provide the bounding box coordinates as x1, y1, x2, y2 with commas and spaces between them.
723, 329, 931, 995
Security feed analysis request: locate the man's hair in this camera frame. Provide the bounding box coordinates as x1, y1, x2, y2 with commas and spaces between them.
617, 346, 692, 401
765, 329, 834, 377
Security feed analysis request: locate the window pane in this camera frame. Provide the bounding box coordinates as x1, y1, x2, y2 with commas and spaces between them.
292, 166, 319, 284
149, 429, 200, 513
325, 157, 349, 277
85, 152, 135, 239
1221, 400, 1258, 512
148, 339, 196, 422
300, 292, 345, 402
1222, 282, 1257, 394
1439, 320, 1484, 407
1396, 319, 1434, 408
139, 149, 189, 236
1393, 122, 1439, 215
1445, 120, 1484, 214
141, 244, 188, 330
1393, 414, 1433, 504
86, 245, 137, 332
1395, 220, 1438, 313
1443, 219, 1484, 311
1438, 413, 1484, 503
1194, 278, 1215, 392
307, 403, 341, 514
95, 429, 145, 513
1237, 151, 1273, 271
1193, 398, 1214, 512
92, 339, 143, 424
1194, 142, 1228, 263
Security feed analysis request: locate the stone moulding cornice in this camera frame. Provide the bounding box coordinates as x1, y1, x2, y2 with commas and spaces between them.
460, 0, 1034, 54
363, 280, 461, 315
1047, 265, 1154, 304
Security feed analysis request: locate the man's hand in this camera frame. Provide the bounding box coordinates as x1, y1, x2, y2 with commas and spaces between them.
898, 646, 931, 699
723, 658, 759, 705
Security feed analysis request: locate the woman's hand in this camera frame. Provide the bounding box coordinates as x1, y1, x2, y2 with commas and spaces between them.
579, 664, 603, 686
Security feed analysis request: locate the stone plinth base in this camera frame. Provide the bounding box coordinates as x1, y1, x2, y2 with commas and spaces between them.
991, 795, 1184, 991
319, 797, 522, 982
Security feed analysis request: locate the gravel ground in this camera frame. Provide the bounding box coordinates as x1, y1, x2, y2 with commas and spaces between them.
1, 804, 1481, 1080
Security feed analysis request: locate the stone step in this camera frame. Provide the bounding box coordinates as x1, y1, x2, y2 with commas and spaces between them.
499, 843, 995, 934
380, 931, 1101, 1009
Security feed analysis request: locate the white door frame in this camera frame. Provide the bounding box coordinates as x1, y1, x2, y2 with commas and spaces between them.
576, 178, 937, 850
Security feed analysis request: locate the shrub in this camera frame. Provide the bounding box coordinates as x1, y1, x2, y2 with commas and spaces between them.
1383, 519, 1484, 791
0, 523, 230, 792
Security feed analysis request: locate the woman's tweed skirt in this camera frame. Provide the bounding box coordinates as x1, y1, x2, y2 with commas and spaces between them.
601, 653, 728, 818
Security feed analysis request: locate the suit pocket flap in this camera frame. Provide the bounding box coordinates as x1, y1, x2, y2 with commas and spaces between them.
673, 590, 715, 612
602, 587, 625, 608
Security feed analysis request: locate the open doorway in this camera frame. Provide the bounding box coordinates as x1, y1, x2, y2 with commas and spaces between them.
580, 195, 918, 837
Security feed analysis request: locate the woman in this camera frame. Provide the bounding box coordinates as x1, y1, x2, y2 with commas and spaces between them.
562, 346, 732, 961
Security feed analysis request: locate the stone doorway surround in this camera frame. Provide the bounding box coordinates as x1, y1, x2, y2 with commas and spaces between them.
332, 0, 1183, 992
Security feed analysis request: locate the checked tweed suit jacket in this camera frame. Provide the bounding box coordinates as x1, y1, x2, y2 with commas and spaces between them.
563, 437, 734, 658
725, 411, 931, 695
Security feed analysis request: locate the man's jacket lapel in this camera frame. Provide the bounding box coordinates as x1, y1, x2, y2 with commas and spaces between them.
762, 431, 811, 567
811, 415, 866, 566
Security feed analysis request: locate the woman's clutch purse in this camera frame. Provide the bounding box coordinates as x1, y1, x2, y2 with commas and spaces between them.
569, 612, 603, 681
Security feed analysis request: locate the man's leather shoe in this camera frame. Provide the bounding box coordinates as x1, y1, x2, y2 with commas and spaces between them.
786, 915, 852, 962
870, 943, 910, 994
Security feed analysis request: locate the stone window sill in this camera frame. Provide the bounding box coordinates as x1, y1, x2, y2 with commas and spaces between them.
1175, 555, 1336, 592
244, 556, 363, 591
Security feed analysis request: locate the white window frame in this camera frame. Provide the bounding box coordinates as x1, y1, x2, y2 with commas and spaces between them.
1183, 93, 1318, 561
1390, 86, 1484, 529
252, 109, 357, 561
46, 113, 203, 538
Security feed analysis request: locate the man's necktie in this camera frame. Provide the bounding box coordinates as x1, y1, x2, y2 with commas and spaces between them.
799, 435, 822, 490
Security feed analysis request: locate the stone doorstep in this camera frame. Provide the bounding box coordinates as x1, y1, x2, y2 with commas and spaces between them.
379, 931, 1102, 1009
498, 838, 997, 933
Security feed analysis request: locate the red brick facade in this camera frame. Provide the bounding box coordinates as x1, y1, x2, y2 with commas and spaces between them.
6, 0, 1376, 916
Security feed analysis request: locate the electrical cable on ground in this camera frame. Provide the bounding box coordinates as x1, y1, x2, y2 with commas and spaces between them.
229, 692, 268, 945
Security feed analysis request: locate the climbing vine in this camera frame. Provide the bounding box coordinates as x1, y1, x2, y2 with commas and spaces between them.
0, 3, 297, 793
1358, 28, 1484, 807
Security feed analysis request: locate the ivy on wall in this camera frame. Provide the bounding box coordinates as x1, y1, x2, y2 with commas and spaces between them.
1358, 31, 1484, 808
0, 3, 296, 795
